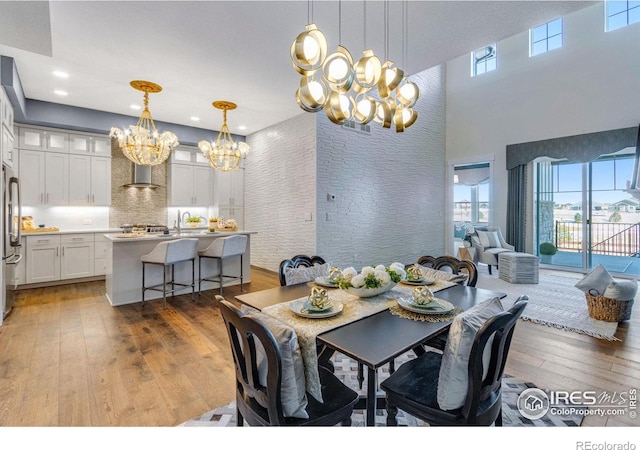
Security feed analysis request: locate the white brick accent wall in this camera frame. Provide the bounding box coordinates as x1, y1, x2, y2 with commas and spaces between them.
246, 65, 447, 272
316, 66, 447, 268
245, 113, 317, 272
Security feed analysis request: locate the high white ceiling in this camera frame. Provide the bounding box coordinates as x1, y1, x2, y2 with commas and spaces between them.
0, 0, 596, 135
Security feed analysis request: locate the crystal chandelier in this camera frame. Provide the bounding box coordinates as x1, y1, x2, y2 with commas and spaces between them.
110, 80, 179, 166
198, 101, 250, 172
290, 1, 420, 132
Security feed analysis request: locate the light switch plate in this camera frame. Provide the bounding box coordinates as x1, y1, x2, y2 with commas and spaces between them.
83, 219, 93, 225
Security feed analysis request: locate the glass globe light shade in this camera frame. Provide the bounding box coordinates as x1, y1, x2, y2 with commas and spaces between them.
353, 50, 382, 94
322, 46, 354, 92
393, 106, 418, 132
353, 94, 376, 125
373, 99, 395, 129
290, 24, 328, 75
295, 76, 329, 112
324, 90, 354, 124
396, 79, 420, 108
378, 61, 404, 99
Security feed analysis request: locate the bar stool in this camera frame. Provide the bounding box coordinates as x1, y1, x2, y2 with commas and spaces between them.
198, 235, 248, 295
141, 238, 199, 309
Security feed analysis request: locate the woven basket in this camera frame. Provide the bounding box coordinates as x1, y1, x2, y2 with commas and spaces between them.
585, 292, 634, 322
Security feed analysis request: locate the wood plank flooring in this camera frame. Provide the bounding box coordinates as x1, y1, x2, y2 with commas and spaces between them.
0, 267, 638, 426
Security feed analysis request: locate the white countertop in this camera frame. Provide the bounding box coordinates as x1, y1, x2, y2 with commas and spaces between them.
22, 228, 122, 236
106, 230, 257, 243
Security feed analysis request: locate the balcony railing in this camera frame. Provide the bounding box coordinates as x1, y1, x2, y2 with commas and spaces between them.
554, 220, 640, 257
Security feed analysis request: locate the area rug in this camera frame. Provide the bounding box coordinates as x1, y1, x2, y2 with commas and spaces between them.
179, 353, 584, 427
476, 272, 621, 341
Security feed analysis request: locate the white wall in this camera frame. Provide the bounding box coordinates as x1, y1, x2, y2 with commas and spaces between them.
246, 65, 448, 272
446, 3, 640, 239
245, 113, 317, 272
316, 65, 447, 268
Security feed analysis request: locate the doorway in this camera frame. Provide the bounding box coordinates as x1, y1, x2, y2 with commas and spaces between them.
535, 150, 640, 275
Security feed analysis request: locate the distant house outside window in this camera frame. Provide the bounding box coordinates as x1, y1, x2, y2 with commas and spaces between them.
471, 44, 496, 76
530, 18, 563, 56
606, 0, 640, 31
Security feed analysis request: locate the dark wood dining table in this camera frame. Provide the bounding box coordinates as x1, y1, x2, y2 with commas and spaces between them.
235, 282, 507, 426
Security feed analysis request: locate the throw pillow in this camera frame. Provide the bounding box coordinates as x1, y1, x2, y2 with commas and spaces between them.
574, 264, 613, 296
604, 279, 638, 301
437, 296, 504, 411
418, 265, 469, 285
477, 230, 502, 249
284, 262, 330, 286
240, 305, 309, 419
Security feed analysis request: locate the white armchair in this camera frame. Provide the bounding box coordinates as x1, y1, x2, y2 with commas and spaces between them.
470, 226, 514, 274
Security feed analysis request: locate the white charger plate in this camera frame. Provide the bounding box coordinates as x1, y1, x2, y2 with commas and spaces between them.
400, 278, 435, 286
397, 297, 454, 315
290, 300, 344, 319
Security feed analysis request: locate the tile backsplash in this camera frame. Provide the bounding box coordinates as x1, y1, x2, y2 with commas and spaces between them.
109, 140, 168, 226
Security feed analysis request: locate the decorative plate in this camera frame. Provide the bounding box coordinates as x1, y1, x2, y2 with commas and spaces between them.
314, 277, 338, 288
396, 297, 454, 315
290, 300, 344, 319
400, 278, 435, 286
345, 282, 396, 298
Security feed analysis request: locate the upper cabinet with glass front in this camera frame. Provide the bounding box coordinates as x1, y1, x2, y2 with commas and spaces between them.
19, 126, 69, 152
69, 133, 111, 157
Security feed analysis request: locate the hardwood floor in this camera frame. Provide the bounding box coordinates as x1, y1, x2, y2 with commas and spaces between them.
0, 267, 638, 426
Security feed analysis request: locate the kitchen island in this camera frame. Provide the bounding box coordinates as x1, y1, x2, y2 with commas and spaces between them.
104, 230, 256, 306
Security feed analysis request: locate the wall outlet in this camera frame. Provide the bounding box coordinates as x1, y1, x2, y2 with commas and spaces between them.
83, 218, 93, 225
326, 212, 333, 221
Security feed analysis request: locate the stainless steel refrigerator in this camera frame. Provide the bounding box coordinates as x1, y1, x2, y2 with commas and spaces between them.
2, 163, 21, 320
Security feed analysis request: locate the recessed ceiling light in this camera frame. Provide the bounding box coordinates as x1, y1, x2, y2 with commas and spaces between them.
54, 90, 68, 96
53, 70, 69, 78
130, 104, 141, 110
238, 125, 247, 131
191, 116, 200, 122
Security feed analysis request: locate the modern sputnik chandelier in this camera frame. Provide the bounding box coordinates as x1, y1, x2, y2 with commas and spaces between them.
110, 80, 179, 166
198, 101, 250, 172
290, 1, 419, 132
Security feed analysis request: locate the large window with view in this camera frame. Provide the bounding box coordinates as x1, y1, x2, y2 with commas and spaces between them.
606, 0, 640, 31
535, 150, 640, 275
530, 18, 563, 56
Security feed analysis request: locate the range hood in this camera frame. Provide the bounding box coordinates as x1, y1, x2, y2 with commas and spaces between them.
123, 164, 161, 189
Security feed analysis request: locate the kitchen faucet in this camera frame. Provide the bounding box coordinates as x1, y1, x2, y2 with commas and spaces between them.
182, 211, 191, 225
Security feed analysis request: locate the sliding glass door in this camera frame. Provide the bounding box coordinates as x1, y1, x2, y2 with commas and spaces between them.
535, 151, 640, 276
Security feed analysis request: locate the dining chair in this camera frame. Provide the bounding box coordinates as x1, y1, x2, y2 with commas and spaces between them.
416, 255, 478, 287
278, 255, 327, 286
218, 298, 359, 426
380, 296, 528, 426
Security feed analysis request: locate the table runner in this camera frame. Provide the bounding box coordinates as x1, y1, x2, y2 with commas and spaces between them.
261, 280, 454, 402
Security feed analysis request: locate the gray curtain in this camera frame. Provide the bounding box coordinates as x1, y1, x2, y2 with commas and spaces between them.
507, 164, 526, 252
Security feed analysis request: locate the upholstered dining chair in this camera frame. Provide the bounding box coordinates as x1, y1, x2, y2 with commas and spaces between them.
470, 226, 514, 274
381, 296, 528, 426
278, 255, 327, 286
218, 297, 359, 426
416, 255, 478, 287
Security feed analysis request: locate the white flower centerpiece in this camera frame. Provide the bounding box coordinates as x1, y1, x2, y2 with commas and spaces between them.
336, 263, 407, 298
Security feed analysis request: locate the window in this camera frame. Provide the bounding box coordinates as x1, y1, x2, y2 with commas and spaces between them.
453, 163, 491, 224
606, 0, 640, 31
471, 44, 496, 76
530, 18, 563, 56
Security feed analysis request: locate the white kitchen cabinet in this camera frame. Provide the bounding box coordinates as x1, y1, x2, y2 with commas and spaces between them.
2, 125, 14, 168
168, 163, 212, 206
61, 234, 95, 279
216, 168, 244, 206
69, 133, 111, 156
68, 155, 111, 206
19, 149, 69, 206
1, 88, 14, 131
25, 235, 61, 283
19, 126, 69, 152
